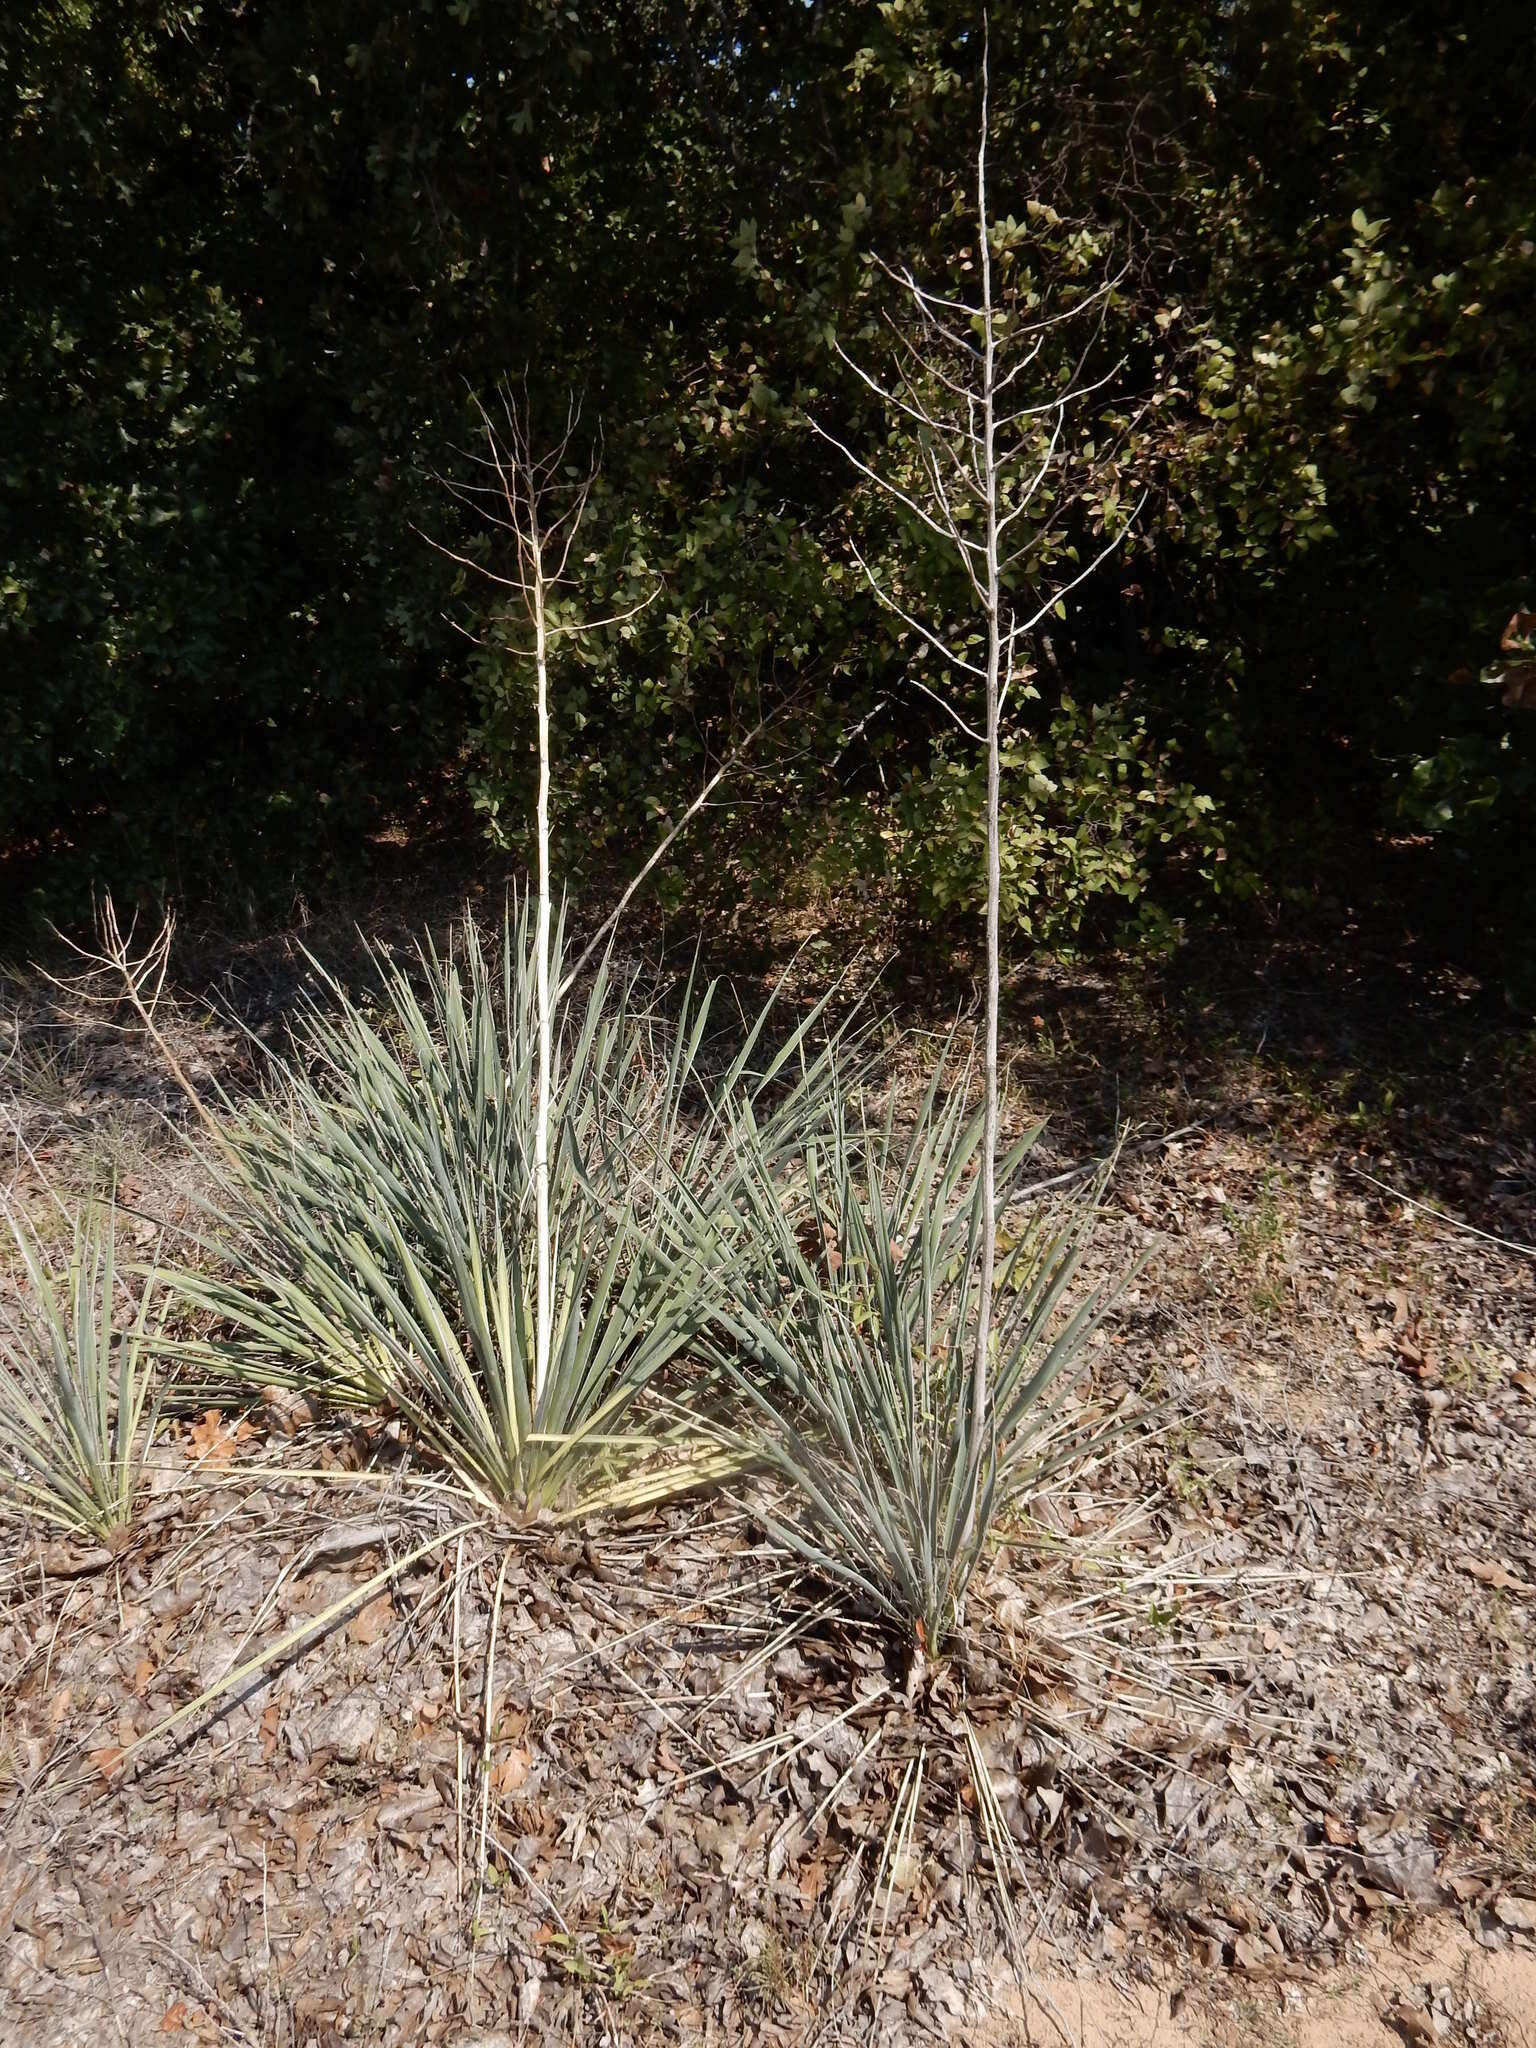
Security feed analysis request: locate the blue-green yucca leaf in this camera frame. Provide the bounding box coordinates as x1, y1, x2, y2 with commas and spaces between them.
168, 897, 859, 1511
0, 1201, 166, 1536
707, 1056, 1119, 1654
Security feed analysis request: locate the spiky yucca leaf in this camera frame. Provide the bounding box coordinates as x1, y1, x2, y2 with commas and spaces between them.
0, 1203, 164, 1535
708, 1056, 1113, 1653
177, 901, 852, 1510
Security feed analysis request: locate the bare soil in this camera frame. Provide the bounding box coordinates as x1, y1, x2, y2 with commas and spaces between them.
2, 883, 1534, 2047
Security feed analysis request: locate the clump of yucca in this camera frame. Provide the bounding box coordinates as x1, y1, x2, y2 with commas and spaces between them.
0, 1202, 164, 1536
179, 902, 845, 1511
708, 1058, 1112, 1655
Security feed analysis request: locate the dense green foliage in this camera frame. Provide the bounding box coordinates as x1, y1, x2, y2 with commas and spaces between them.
3, 2, 1531, 960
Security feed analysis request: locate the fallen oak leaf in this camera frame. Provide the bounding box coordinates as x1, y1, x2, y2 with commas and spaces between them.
38, 1542, 116, 1578
1458, 1557, 1530, 1593
278, 1808, 321, 1877
347, 1594, 396, 1646
378, 1787, 440, 1834
1394, 1332, 1438, 1381
490, 1745, 530, 1797
1353, 1319, 1394, 1362
1232, 1931, 1271, 1973
186, 1408, 254, 1469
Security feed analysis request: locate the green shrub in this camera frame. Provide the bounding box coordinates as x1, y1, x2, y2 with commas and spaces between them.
897, 694, 1223, 947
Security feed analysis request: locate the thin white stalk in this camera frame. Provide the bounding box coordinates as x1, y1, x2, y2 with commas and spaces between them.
809, 27, 1148, 1578
524, 445, 554, 1414
452, 1531, 466, 1904
476, 1547, 513, 1906
973, 28, 1001, 1485
845, 538, 987, 681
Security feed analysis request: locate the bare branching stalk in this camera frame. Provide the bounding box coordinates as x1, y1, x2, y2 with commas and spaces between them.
429, 385, 656, 1407
44, 892, 235, 1165
975, 51, 1003, 1456
814, 26, 1143, 1550
522, 433, 556, 1419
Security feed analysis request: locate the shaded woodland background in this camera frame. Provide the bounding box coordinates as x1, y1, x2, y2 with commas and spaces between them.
3, 1, 1532, 995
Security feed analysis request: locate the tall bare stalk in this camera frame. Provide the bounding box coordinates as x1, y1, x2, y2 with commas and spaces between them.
428, 385, 819, 1405
431, 388, 639, 1406
813, 27, 1143, 1541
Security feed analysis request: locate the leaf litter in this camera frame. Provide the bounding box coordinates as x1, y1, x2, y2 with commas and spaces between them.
3, 942, 1536, 2044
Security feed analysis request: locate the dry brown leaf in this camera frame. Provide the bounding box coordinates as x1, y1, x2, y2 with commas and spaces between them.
491, 1746, 531, 1797
279, 1809, 321, 1878
186, 1408, 253, 1468
1393, 1332, 1438, 1380
1386, 2005, 1436, 2048
38, 1542, 115, 1579
1353, 1319, 1393, 1362
1458, 1557, 1529, 1593
347, 1595, 395, 1645
1232, 1931, 1269, 1972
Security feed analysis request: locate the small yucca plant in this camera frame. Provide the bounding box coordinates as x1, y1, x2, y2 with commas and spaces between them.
179, 902, 847, 1512
709, 1059, 1113, 1656
0, 1203, 164, 1536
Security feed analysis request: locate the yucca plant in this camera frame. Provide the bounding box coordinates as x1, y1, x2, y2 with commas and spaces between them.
0, 1202, 164, 1536
708, 1058, 1114, 1656
177, 901, 851, 1512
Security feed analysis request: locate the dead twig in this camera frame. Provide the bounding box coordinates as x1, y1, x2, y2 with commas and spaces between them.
42, 892, 235, 1164
1351, 1165, 1536, 1261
